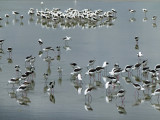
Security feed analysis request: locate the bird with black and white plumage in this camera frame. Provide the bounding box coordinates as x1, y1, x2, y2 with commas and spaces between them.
84, 86, 95, 102
142, 8, 148, 17
43, 47, 54, 57
72, 67, 83, 76
154, 64, 160, 72
122, 65, 133, 77
47, 81, 55, 93
70, 62, 78, 69
109, 67, 122, 78
38, 38, 43, 50
15, 65, 22, 77
152, 16, 157, 22
16, 85, 28, 93
63, 36, 71, 41
137, 52, 143, 62
56, 46, 61, 55
7, 47, 13, 58
95, 66, 104, 80
8, 78, 20, 87
57, 66, 63, 78
116, 89, 126, 103
43, 73, 48, 81
12, 11, 19, 19
5, 14, 9, 21
0, 39, 4, 48
132, 62, 142, 75
87, 59, 96, 69
151, 88, 160, 97
135, 36, 139, 42
25, 55, 32, 66
132, 83, 145, 96
129, 9, 136, 14
102, 61, 109, 76
142, 80, 151, 88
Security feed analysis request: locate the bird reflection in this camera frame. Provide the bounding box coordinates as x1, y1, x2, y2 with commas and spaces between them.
84, 101, 93, 111
105, 92, 113, 103
43, 82, 48, 93
132, 94, 144, 107
5, 21, 9, 26
8, 88, 17, 99
129, 17, 136, 22
150, 100, 160, 111
142, 17, 148, 22
63, 44, 71, 51
12, 18, 19, 25
16, 95, 31, 106
7, 58, 13, 64
152, 23, 157, 28
0, 48, 4, 54
116, 103, 127, 115
49, 93, 55, 104
135, 43, 139, 50
20, 21, 24, 26
38, 50, 43, 57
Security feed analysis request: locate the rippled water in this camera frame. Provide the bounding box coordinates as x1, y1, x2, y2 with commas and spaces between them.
1, 0, 160, 120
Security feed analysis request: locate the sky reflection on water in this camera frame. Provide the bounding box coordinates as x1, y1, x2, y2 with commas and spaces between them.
0, 0, 160, 120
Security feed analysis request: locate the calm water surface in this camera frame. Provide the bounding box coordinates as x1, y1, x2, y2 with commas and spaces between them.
0, 0, 160, 120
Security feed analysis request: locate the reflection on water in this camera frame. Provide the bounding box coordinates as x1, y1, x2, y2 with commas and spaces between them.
1, 0, 160, 120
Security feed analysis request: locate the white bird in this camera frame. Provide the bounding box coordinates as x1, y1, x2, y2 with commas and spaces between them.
151, 88, 160, 96
77, 74, 82, 81
137, 52, 143, 57
63, 36, 71, 41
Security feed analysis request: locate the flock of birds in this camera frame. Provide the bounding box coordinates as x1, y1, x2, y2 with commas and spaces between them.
0, 3, 158, 29
0, 2, 160, 113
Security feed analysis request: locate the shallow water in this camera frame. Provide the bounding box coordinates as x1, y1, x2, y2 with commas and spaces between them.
0, 0, 160, 120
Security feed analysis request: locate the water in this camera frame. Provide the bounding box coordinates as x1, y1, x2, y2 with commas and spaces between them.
0, 0, 160, 120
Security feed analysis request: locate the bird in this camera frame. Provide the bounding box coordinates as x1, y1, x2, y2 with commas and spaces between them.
135, 36, 139, 42
142, 80, 151, 88
87, 59, 96, 68
132, 83, 145, 96
77, 74, 82, 84
105, 81, 112, 90
132, 63, 142, 75
117, 89, 126, 103
154, 64, 160, 71
5, 14, 9, 21
63, 36, 71, 41
38, 38, 43, 46
152, 16, 157, 22
70, 62, 78, 69
7, 47, 13, 58
95, 66, 104, 80
12, 11, 19, 19
129, 9, 136, 13
142, 8, 148, 17
57, 67, 63, 78
151, 88, 160, 96
84, 87, 94, 102
137, 52, 143, 57
47, 81, 55, 93
43, 73, 48, 81
16, 86, 28, 92
43, 47, 54, 56
122, 65, 133, 75
0, 39, 4, 47
8, 78, 19, 85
